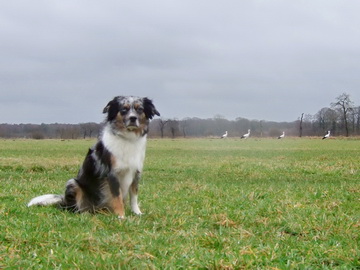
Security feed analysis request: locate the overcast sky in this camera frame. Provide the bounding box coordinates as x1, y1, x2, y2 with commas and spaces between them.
1, 0, 360, 124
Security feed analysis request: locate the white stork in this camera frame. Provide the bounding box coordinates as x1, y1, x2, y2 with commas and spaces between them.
278, 131, 285, 139
221, 131, 228, 139
241, 129, 250, 139
322, 130, 330, 140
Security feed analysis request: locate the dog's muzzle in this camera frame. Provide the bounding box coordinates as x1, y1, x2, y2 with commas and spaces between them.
126, 116, 139, 130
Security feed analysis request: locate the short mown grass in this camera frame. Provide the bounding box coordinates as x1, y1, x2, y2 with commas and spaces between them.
0, 138, 359, 269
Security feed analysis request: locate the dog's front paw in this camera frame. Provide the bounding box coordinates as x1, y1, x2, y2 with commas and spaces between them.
132, 207, 143, 215
131, 203, 143, 215
118, 215, 125, 220
134, 210, 143, 216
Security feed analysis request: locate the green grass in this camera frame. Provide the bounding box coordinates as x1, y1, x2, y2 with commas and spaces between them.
0, 138, 359, 269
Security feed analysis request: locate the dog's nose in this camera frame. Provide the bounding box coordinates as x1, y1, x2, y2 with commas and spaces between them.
129, 116, 137, 122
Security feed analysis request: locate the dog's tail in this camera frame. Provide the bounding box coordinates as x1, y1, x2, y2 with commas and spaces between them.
27, 194, 64, 207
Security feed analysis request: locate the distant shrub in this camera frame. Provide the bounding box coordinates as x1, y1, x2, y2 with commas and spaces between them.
32, 132, 45, 140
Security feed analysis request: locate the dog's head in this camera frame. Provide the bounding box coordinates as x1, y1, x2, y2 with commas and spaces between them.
103, 96, 160, 136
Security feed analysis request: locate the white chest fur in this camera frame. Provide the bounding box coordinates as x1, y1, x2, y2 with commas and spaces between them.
101, 125, 147, 173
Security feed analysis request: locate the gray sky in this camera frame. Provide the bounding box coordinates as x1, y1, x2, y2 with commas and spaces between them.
1, 0, 360, 124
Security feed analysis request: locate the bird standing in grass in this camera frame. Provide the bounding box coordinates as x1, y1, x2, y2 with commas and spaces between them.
241, 129, 250, 139
278, 131, 285, 139
322, 130, 330, 139
221, 131, 228, 139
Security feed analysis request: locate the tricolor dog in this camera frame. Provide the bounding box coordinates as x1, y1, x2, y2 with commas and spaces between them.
28, 96, 160, 219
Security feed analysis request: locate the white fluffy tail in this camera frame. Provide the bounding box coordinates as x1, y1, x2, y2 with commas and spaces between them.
27, 194, 63, 207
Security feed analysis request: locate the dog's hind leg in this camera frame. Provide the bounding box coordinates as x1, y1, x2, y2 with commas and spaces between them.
108, 175, 125, 219
61, 179, 86, 212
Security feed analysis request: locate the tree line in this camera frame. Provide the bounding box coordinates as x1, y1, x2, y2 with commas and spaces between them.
151, 93, 360, 138
0, 122, 101, 139
1, 93, 359, 139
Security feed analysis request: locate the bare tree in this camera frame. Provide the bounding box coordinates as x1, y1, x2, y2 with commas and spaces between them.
347, 106, 360, 135
354, 106, 360, 134
158, 118, 169, 138
299, 113, 304, 137
180, 118, 189, 137
331, 92, 354, 137
80, 122, 102, 138
168, 119, 180, 138
315, 107, 337, 135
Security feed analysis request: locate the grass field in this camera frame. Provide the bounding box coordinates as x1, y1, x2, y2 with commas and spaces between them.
0, 137, 359, 269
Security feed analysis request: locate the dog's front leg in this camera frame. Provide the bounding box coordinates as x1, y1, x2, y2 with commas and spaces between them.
130, 171, 142, 215
108, 174, 125, 219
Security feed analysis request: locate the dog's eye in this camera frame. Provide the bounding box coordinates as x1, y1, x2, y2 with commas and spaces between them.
120, 108, 129, 114
136, 107, 144, 114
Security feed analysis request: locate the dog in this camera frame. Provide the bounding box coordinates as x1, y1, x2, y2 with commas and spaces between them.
28, 96, 160, 219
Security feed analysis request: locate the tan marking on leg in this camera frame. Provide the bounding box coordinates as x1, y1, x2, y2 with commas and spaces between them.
75, 185, 83, 203
130, 179, 139, 195
110, 194, 125, 219
73, 183, 93, 213
75, 186, 85, 212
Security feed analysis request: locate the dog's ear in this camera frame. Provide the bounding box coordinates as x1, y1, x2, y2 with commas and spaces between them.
143, 97, 160, 119
103, 97, 121, 121
102, 102, 111, 114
